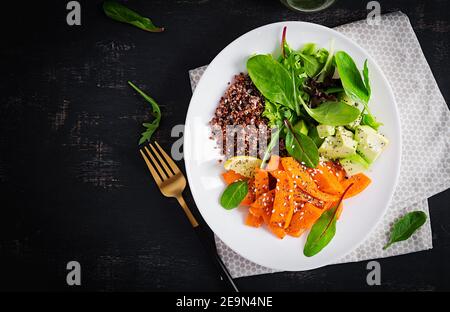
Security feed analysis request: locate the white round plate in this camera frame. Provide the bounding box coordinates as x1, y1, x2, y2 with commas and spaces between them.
184, 22, 401, 271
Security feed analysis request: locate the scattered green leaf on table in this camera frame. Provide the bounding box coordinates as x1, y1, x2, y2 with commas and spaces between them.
284, 120, 319, 168
128, 81, 162, 144
103, 0, 164, 32
303, 183, 354, 257
247, 54, 296, 112
302, 100, 361, 126
383, 211, 427, 250
220, 181, 248, 210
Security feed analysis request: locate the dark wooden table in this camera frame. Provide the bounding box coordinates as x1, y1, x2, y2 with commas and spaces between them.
0, 0, 449, 291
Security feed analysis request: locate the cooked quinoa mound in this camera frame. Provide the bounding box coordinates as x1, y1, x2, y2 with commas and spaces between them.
209, 73, 270, 158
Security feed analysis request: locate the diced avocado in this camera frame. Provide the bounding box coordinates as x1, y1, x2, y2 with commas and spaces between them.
316, 124, 335, 139
340, 154, 370, 176
345, 114, 362, 130
294, 120, 309, 136
355, 126, 389, 164
355, 125, 377, 142
338, 92, 355, 105
338, 92, 362, 110
318, 135, 357, 159
335, 126, 354, 140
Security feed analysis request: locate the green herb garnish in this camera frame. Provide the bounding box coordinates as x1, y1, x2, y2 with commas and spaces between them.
303, 183, 354, 257
128, 81, 161, 145
383, 211, 427, 250
220, 181, 248, 210
103, 1, 164, 32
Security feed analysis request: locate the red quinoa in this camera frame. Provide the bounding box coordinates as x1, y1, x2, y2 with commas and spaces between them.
209, 73, 286, 158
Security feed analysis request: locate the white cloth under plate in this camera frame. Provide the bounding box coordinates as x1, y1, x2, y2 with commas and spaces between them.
188, 12, 450, 278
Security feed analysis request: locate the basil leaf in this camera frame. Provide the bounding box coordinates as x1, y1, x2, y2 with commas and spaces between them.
247, 55, 296, 111
284, 120, 319, 168
220, 181, 248, 210
303, 183, 354, 257
103, 1, 164, 32
335, 51, 369, 104
383, 211, 427, 250
302, 101, 360, 126
128, 81, 162, 145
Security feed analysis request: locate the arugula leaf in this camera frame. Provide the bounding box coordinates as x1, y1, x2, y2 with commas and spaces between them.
103, 1, 164, 32
247, 54, 296, 112
316, 39, 334, 82
335, 51, 369, 104
220, 181, 248, 210
284, 120, 319, 168
301, 100, 360, 126
383, 211, 427, 250
128, 81, 162, 145
303, 183, 354, 257
300, 43, 316, 55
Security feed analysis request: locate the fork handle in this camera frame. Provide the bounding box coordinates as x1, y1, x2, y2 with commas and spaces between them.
176, 195, 238, 291
194, 225, 240, 292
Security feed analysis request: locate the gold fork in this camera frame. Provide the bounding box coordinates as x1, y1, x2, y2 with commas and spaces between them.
140, 141, 239, 292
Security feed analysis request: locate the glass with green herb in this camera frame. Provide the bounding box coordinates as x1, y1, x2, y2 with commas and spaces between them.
280, 0, 335, 12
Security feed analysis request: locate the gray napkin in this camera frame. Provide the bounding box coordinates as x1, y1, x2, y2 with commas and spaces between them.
188, 12, 450, 278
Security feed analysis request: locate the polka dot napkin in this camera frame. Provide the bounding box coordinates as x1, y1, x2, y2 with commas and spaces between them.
188, 12, 450, 278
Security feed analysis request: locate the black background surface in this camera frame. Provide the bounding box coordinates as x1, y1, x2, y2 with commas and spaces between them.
0, 0, 449, 291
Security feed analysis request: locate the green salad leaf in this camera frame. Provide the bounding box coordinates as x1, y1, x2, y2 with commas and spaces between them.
335, 51, 369, 104
383, 211, 427, 250
103, 0, 164, 32
303, 183, 354, 257
128, 81, 162, 145
299, 53, 321, 78
361, 113, 382, 130
301, 100, 361, 126
220, 181, 248, 210
284, 120, 319, 168
247, 55, 296, 112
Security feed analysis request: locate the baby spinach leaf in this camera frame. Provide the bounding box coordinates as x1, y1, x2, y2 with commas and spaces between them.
103, 1, 164, 32
247, 55, 296, 111
302, 101, 360, 126
303, 183, 354, 257
383, 211, 427, 250
128, 81, 162, 145
284, 120, 319, 168
220, 181, 248, 210
300, 53, 321, 78
335, 51, 369, 104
